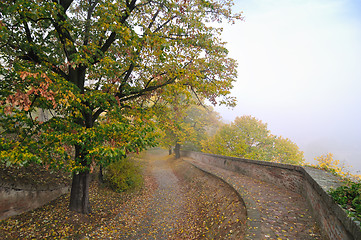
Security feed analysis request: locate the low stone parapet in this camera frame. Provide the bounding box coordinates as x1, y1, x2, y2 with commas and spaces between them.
0, 183, 70, 220
182, 151, 361, 240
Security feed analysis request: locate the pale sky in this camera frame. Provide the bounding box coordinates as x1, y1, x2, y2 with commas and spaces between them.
215, 0, 361, 173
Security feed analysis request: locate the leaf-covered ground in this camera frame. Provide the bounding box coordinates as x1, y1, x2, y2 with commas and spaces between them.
85, 151, 247, 239
0, 151, 247, 239
0, 176, 152, 239
171, 154, 247, 239
186, 158, 327, 239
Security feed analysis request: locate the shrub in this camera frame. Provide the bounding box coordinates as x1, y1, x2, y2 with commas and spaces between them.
104, 157, 143, 192
329, 181, 361, 222
312, 153, 361, 224
312, 153, 361, 181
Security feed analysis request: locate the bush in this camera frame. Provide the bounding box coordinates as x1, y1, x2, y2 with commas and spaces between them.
329, 181, 361, 222
104, 157, 143, 192
312, 153, 361, 181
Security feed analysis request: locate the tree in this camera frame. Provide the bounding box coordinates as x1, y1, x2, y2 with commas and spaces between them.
202, 115, 273, 160
272, 136, 304, 164
0, 0, 240, 213
156, 101, 187, 159
182, 104, 221, 151
202, 115, 304, 164
157, 98, 221, 158
313, 153, 348, 177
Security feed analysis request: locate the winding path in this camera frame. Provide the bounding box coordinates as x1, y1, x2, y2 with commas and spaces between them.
185, 157, 326, 240
123, 152, 187, 239
86, 150, 327, 239
85, 150, 245, 239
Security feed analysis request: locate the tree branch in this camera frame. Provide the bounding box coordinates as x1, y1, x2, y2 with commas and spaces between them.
92, 108, 104, 122
144, 71, 167, 89
110, 2, 172, 98
84, 0, 99, 45
118, 63, 135, 93
119, 76, 177, 103
147, 7, 161, 30
52, 0, 74, 13
14, 13, 68, 79
189, 85, 209, 111
153, 15, 176, 33
17, 10, 42, 63
96, 0, 137, 61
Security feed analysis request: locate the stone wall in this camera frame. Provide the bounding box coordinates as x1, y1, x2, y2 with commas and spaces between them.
0, 183, 69, 220
182, 151, 361, 240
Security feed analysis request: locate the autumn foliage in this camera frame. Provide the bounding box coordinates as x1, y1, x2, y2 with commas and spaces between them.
201, 115, 305, 165
312, 153, 361, 181
0, 0, 241, 213
312, 153, 361, 224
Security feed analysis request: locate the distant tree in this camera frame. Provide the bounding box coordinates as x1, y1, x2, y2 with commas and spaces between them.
272, 136, 304, 164
155, 91, 222, 158
0, 0, 241, 214
313, 153, 349, 178
313, 153, 361, 181
182, 104, 221, 151
156, 102, 188, 159
202, 115, 304, 165
202, 123, 236, 156
202, 115, 273, 160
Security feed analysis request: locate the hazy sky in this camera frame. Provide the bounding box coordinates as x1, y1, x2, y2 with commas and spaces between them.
215, 0, 361, 173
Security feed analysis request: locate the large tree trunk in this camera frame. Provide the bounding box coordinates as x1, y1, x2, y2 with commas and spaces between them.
69, 171, 91, 214
69, 145, 91, 214
67, 66, 94, 214
175, 143, 181, 159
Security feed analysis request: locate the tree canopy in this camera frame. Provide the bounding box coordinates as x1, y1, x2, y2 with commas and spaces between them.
156, 96, 221, 157
202, 115, 305, 165
0, 0, 241, 213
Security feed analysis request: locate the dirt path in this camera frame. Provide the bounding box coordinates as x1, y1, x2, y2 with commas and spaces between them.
85, 150, 246, 239
122, 151, 187, 239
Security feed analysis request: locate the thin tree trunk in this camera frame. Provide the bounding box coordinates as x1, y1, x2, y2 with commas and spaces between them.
99, 165, 104, 183
175, 143, 181, 159
169, 146, 172, 155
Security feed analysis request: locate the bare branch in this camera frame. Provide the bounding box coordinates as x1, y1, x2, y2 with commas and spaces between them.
147, 7, 161, 30
119, 63, 135, 91
144, 71, 167, 89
